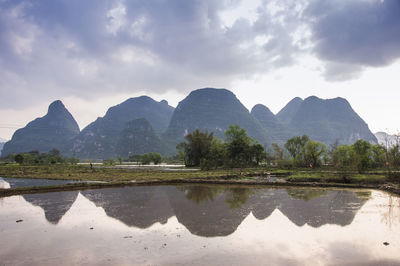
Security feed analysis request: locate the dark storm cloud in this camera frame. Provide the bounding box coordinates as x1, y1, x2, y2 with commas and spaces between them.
306, 0, 400, 80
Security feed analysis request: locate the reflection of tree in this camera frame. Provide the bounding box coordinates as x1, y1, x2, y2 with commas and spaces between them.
0, 178, 9, 205
381, 194, 400, 229
354, 191, 371, 200
180, 186, 224, 204
225, 188, 257, 209
286, 188, 327, 201
180, 185, 257, 208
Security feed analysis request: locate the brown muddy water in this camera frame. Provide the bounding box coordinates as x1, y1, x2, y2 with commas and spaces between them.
0, 183, 399, 265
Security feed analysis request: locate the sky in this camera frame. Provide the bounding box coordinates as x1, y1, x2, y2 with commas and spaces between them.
0, 0, 400, 140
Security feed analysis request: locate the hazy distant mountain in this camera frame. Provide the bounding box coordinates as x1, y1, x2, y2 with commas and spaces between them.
115, 118, 168, 157
251, 104, 295, 144
280, 96, 377, 144
164, 88, 270, 145
1, 90, 381, 159
71, 96, 174, 159
0, 138, 7, 154
1, 100, 80, 156
375, 132, 398, 147
276, 97, 303, 124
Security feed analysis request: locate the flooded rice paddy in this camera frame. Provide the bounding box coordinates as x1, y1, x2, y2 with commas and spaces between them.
0, 180, 399, 265
0, 177, 79, 189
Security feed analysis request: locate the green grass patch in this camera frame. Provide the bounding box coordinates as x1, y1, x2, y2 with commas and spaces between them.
286, 170, 388, 184
0, 164, 271, 182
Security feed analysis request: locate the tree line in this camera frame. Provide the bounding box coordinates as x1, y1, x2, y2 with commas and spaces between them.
177, 126, 400, 173
124, 152, 162, 165
177, 125, 265, 170
3, 127, 399, 173
282, 135, 400, 173
2, 149, 79, 165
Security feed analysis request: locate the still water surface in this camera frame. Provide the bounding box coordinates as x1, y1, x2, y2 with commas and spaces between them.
0, 183, 399, 265
0, 177, 79, 189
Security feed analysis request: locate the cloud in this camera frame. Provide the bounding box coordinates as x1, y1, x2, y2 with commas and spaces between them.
3, 0, 398, 109
0, 0, 304, 109
323, 62, 363, 82
306, 0, 400, 80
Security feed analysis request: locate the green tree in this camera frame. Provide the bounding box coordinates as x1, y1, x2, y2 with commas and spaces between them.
272, 143, 284, 161
22, 152, 37, 164
140, 153, 152, 165
303, 140, 327, 167
14, 154, 24, 164
225, 125, 254, 167
389, 145, 400, 169
151, 152, 162, 165
371, 144, 386, 168
285, 135, 309, 164
352, 139, 372, 173
140, 152, 162, 165
332, 145, 356, 168
200, 138, 226, 170
225, 125, 266, 167
45, 149, 62, 164
251, 143, 265, 165
177, 126, 265, 169
177, 129, 214, 167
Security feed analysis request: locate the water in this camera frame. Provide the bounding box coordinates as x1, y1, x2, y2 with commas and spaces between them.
0, 177, 105, 190
0, 177, 79, 189
0, 185, 399, 265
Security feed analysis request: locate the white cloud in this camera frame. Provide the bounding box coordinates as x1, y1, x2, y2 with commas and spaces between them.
106, 2, 127, 35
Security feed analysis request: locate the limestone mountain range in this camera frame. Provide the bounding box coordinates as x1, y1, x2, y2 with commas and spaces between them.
1, 88, 378, 159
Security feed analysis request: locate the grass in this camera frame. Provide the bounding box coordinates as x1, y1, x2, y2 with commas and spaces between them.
287, 170, 388, 184
0, 164, 394, 184
0, 164, 274, 182
1, 164, 399, 197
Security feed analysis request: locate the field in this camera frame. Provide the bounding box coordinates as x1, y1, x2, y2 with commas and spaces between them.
1, 164, 399, 197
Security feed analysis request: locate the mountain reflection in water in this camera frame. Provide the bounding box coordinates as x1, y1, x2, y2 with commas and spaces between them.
5, 182, 371, 236
22, 192, 79, 224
